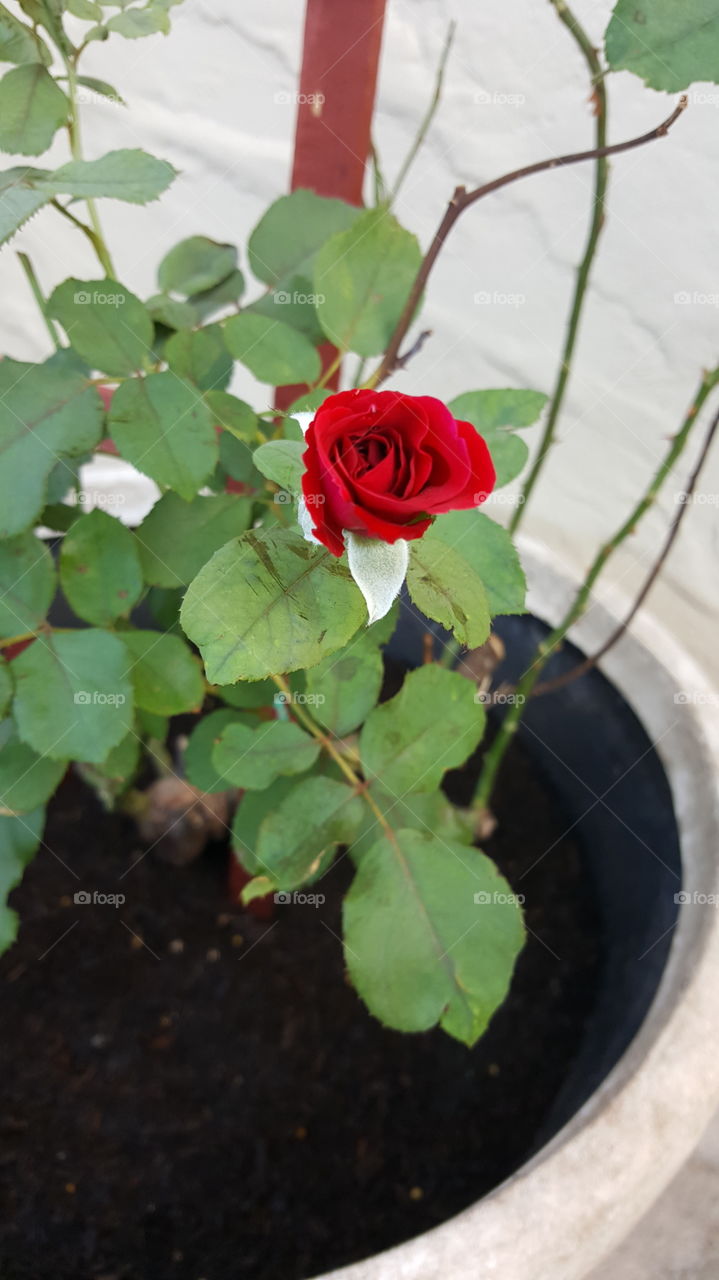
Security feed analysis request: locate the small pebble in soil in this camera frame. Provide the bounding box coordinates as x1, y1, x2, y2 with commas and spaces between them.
206, 948, 220, 962
168, 939, 184, 955
59, 894, 72, 908
488, 1062, 500, 1077
409, 1187, 423, 1201
294, 1125, 308, 1140
64, 1183, 76, 1195
231, 933, 244, 948
129, 934, 144, 951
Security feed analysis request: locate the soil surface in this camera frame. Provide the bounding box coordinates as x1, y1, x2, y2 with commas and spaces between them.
0, 738, 601, 1280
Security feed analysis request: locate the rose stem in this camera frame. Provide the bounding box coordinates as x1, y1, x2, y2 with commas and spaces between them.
472, 367, 719, 811
532, 399, 719, 697
387, 21, 456, 207
509, 0, 608, 534
365, 97, 687, 390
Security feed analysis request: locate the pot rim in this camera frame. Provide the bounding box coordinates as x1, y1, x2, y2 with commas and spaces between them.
316, 535, 719, 1280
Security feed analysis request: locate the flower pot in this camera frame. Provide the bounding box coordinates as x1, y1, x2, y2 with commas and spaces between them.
316, 536, 719, 1280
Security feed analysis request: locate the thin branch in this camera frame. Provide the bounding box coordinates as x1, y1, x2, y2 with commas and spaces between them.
367, 97, 687, 388
389, 20, 456, 206
17, 252, 61, 350
510, 0, 608, 533
533, 399, 719, 697
395, 327, 433, 369
471, 365, 719, 810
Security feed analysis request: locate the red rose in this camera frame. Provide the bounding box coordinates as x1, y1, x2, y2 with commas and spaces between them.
301, 389, 496, 556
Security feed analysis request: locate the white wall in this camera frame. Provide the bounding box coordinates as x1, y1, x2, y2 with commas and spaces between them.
2, 0, 718, 677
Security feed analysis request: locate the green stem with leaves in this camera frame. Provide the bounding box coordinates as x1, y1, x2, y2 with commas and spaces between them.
16, 252, 61, 349
63, 53, 116, 278
474, 366, 719, 808
510, 0, 608, 534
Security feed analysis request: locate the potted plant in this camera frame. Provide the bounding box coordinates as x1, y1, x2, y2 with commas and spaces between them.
1, 1, 718, 1277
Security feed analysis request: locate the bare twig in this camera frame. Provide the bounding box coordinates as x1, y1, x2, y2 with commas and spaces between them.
367, 97, 687, 388
532, 399, 719, 697
472, 365, 719, 809
510, 0, 609, 533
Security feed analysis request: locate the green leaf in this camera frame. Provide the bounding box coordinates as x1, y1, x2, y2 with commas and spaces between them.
231, 774, 301, 872
59, 508, 143, 626
108, 372, 218, 500
0, 5, 51, 65
165, 324, 232, 391
146, 292, 197, 330
223, 313, 321, 386
214, 677, 276, 710
407, 536, 491, 648
158, 235, 237, 297
0, 532, 55, 638
48, 278, 153, 376
449, 389, 547, 488
217, 431, 262, 491
74, 74, 125, 103
351, 788, 474, 861
212, 719, 320, 790
0, 166, 49, 243
305, 629, 383, 737
103, 5, 171, 36
136, 491, 252, 588
359, 664, 485, 795
343, 829, 525, 1045
0, 804, 45, 953
12, 629, 133, 764
314, 207, 422, 357
0, 63, 68, 155
0, 718, 64, 811
92, 728, 139, 783
605, 0, 719, 90
119, 629, 204, 715
47, 148, 176, 202
204, 390, 258, 442
0, 659, 12, 717
18, 0, 69, 52
0, 352, 104, 538
250, 775, 364, 890
188, 267, 245, 321
67, 0, 103, 20
180, 527, 365, 684
249, 189, 360, 287
183, 707, 253, 794
252, 439, 304, 495
427, 510, 526, 616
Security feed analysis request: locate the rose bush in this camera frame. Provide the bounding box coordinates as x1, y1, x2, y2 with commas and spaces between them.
300, 389, 496, 555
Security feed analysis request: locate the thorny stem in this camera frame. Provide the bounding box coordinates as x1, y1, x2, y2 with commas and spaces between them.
472, 366, 719, 809
533, 398, 719, 697
270, 674, 392, 834
510, 0, 608, 533
16, 252, 61, 349
388, 21, 456, 207
366, 97, 687, 389
63, 53, 116, 278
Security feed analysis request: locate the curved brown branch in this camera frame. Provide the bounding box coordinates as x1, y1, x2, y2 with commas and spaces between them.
368, 96, 688, 388
532, 398, 719, 697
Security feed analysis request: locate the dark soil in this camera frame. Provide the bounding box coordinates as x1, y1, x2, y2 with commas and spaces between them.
0, 738, 601, 1280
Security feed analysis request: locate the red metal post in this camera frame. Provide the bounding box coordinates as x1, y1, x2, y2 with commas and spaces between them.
275, 0, 388, 408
